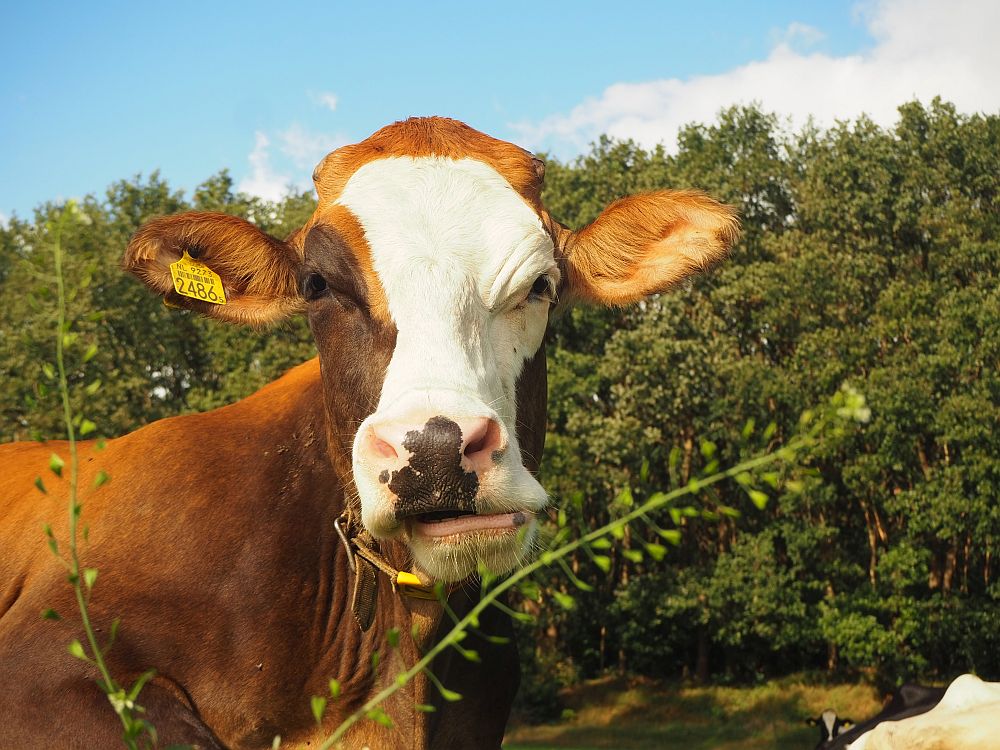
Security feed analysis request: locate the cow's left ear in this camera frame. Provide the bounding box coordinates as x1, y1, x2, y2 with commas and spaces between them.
124, 212, 305, 326
558, 190, 739, 306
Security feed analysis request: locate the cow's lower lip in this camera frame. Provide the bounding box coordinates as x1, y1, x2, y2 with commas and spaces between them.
412, 511, 531, 538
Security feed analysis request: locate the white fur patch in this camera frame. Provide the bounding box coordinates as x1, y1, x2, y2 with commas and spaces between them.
338, 156, 557, 579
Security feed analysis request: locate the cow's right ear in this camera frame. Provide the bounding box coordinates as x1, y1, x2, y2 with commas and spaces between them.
556, 190, 739, 307
124, 212, 305, 326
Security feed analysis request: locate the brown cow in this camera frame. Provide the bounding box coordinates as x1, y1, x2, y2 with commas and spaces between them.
0, 117, 738, 749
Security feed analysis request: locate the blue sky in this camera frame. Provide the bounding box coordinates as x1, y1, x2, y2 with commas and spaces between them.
1, 0, 997, 222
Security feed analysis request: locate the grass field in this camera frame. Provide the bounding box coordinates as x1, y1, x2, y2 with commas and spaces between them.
503, 675, 884, 750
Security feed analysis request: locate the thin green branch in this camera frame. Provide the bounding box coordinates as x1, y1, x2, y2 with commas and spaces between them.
50, 206, 147, 748
319, 421, 830, 747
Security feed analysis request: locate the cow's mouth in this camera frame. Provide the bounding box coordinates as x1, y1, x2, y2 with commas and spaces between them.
411, 510, 531, 538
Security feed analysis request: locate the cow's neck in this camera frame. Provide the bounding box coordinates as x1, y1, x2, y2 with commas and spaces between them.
244, 358, 448, 747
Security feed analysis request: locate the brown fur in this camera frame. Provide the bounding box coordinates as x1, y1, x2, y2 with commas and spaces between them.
0, 361, 517, 748
563, 189, 741, 306
4, 117, 737, 748
124, 211, 304, 326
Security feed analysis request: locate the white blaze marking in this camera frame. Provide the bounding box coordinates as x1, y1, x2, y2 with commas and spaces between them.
337, 155, 554, 420
339, 156, 555, 556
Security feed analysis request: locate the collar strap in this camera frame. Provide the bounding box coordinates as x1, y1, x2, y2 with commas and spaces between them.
334, 512, 439, 631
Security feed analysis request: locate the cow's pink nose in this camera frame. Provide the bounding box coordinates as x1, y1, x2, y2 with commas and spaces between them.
363, 415, 504, 477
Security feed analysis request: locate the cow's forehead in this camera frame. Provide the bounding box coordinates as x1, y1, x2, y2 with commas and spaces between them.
335, 155, 555, 319
311, 116, 544, 209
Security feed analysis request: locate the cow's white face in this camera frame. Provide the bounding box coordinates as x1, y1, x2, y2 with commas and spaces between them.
340, 156, 556, 581
124, 117, 738, 586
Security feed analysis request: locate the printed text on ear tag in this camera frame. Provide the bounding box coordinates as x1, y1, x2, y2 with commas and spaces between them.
169, 251, 227, 305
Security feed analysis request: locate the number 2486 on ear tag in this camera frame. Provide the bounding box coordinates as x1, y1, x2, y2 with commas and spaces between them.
169, 252, 227, 305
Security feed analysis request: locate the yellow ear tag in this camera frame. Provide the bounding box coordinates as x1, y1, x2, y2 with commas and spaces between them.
396, 571, 438, 600
169, 251, 227, 305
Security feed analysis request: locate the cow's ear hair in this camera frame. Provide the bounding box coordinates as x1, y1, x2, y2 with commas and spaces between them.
559, 190, 739, 307
124, 212, 305, 326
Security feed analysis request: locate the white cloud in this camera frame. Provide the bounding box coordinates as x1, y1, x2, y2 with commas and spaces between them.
279, 123, 344, 170
311, 91, 339, 112
237, 132, 292, 202
512, 0, 1000, 156
238, 124, 349, 203
774, 21, 825, 50
0, 211, 8, 229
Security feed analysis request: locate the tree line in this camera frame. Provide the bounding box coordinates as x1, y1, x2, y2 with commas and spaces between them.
2, 99, 997, 714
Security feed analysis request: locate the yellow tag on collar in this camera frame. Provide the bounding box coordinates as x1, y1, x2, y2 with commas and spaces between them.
169, 251, 227, 305
396, 571, 438, 600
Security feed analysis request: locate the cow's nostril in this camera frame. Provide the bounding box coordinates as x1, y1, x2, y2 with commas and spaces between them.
370, 431, 398, 460
462, 418, 502, 467
464, 431, 488, 457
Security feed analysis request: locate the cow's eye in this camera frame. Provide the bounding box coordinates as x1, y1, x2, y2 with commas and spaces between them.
528, 275, 553, 301
303, 272, 329, 300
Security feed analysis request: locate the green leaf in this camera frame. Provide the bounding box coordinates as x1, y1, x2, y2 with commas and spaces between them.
329, 679, 340, 698
371, 650, 380, 673
438, 686, 463, 702
366, 706, 394, 727
68, 640, 89, 661
616, 486, 634, 508
658, 528, 682, 545
41, 608, 60, 621
84, 378, 102, 395
42, 363, 55, 380
590, 537, 612, 550
83, 568, 98, 590
415, 703, 436, 713
386, 627, 400, 649
623, 549, 644, 564
761, 472, 780, 489
83, 343, 98, 362
49, 453, 65, 477
310, 695, 326, 725
127, 669, 156, 701
552, 591, 576, 610
610, 522, 625, 540
518, 579, 540, 601
93, 470, 109, 488
34, 476, 47, 495
557, 508, 567, 527
592, 554, 611, 572
644, 543, 667, 561
741, 417, 756, 440
700, 440, 716, 458
80, 419, 97, 436
748, 489, 769, 510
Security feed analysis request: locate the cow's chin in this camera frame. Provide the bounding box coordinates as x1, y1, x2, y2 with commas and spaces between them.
407, 520, 539, 583
356, 472, 549, 583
